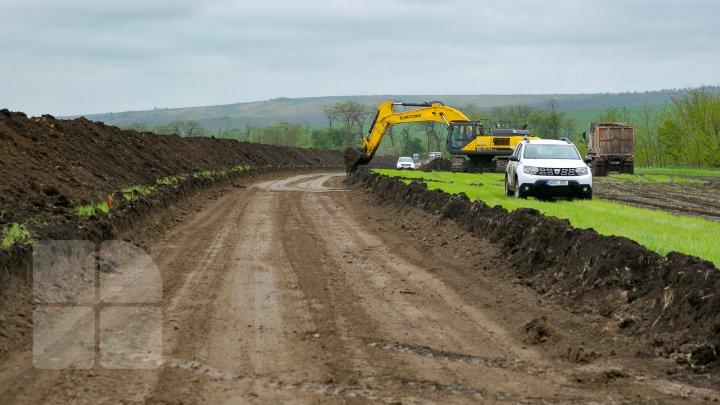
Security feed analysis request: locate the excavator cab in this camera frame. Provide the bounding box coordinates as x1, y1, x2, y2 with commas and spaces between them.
447, 122, 484, 152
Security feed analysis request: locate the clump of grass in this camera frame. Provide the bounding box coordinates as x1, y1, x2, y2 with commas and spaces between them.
95, 201, 110, 214
76, 204, 96, 216
155, 176, 176, 186
122, 184, 157, 201
76, 165, 263, 219
76, 200, 110, 216
1, 223, 33, 249
193, 170, 214, 179
130, 185, 156, 195
233, 165, 252, 172
637, 167, 720, 178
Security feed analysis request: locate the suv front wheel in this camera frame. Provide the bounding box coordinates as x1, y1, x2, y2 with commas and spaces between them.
514, 179, 527, 199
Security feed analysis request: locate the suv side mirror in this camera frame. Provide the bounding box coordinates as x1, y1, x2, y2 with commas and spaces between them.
584, 155, 593, 163
508, 155, 519, 162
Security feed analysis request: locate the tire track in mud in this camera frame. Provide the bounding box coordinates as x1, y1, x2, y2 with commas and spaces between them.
194, 173, 564, 403
146, 185, 263, 403
594, 178, 720, 221
264, 174, 586, 401
0, 185, 260, 404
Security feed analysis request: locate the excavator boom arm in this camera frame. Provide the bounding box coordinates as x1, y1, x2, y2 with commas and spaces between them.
345, 101, 469, 173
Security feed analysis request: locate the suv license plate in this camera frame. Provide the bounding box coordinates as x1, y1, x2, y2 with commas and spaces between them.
547, 180, 568, 186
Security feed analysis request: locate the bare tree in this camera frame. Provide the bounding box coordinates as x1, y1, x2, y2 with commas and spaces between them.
322, 106, 340, 129
420, 122, 439, 154
460, 103, 483, 121
491, 104, 536, 129
183, 121, 205, 137
489, 106, 507, 128
386, 125, 395, 147
507, 104, 535, 128
245, 123, 255, 142
547, 99, 561, 138
154, 120, 206, 137
332, 101, 371, 141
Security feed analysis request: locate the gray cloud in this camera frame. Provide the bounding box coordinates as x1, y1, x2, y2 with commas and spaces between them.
1, 0, 718, 116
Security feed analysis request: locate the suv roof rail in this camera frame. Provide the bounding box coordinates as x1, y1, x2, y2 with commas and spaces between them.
560, 137, 571, 144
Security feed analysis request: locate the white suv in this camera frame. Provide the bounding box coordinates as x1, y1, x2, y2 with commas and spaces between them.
396, 156, 416, 170
505, 139, 593, 199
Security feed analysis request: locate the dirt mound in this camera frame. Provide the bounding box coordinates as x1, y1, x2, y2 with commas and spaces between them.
522, 316, 554, 345
421, 158, 452, 172
365, 155, 395, 169
349, 171, 720, 371
0, 109, 342, 227
0, 109, 347, 280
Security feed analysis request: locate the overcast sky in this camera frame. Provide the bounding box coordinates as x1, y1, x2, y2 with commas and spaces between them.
1, 0, 718, 116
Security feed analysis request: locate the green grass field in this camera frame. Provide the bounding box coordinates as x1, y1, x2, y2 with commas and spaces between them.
635, 167, 720, 177
374, 169, 720, 267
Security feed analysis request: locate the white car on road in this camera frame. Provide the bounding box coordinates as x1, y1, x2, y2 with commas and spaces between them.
505, 139, 593, 199
396, 156, 416, 170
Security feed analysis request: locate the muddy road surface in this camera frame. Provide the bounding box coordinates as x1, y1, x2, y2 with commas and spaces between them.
1, 172, 718, 404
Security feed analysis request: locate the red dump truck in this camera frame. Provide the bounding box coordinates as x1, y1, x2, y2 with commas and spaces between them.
584, 122, 635, 176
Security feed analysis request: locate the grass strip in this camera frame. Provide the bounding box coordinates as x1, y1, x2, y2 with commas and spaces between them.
636, 167, 720, 178
2, 164, 318, 251
375, 169, 720, 267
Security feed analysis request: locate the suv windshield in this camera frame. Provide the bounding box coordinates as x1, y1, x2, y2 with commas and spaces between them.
523, 144, 580, 160
398, 157, 413, 163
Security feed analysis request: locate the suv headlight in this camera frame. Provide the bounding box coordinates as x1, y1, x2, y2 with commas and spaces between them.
523, 165, 539, 175
576, 166, 589, 176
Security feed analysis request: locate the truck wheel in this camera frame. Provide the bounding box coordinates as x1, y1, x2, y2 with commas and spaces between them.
595, 164, 607, 177
504, 175, 513, 196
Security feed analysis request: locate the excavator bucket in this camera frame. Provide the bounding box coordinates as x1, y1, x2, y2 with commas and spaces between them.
344, 147, 371, 174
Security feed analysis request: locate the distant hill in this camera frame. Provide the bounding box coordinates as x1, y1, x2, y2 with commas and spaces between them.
70, 90, 679, 132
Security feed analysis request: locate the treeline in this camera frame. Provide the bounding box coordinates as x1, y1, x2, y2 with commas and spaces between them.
484, 86, 720, 168
122, 86, 720, 168
122, 100, 578, 159
596, 86, 720, 168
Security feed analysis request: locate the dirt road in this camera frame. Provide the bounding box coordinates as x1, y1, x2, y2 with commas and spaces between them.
1, 172, 718, 403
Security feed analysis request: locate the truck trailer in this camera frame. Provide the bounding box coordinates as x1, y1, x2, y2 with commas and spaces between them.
584, 122, 635, 176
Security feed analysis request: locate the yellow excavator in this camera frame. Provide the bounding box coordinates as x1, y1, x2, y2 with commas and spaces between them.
344, 101, 536, 174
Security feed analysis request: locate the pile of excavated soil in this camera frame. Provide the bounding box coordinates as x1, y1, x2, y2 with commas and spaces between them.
0, 109, 342, 227
0, 109, 347, 278
349, 171, 720, 372
364, 155, 395, 169
421, 158, 452, 172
